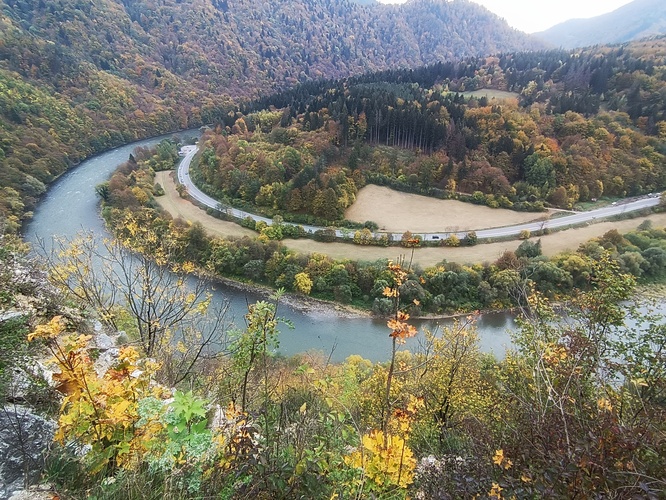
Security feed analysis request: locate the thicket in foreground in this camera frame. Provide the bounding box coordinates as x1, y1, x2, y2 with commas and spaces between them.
8, 239, 665, 498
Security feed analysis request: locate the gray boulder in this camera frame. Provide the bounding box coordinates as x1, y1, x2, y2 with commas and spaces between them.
0, 406, 56, 499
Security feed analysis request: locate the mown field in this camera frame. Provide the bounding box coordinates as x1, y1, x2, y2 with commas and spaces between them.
461, 89, 520, 100
345, 185, 549, 232
155, 171, 666, 267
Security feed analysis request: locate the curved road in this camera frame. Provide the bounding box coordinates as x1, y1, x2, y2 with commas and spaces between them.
178, 146, 661, 241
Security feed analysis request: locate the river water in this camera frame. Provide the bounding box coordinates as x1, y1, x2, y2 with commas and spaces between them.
24, 132, 515, 362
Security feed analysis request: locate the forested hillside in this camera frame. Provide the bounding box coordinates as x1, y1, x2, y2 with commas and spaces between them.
0, 5, 234, 233
0, 0, 539, 234
192, 38, 666, 227
3, 0, 538, 97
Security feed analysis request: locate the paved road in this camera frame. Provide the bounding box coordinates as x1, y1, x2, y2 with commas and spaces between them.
178, 146, 661, 241
178, 146, 273, 225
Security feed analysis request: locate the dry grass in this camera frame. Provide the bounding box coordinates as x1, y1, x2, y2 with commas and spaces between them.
156, 171, 666, 267
462, 89, 520, 101
287, 214, 666, 267
345, 185, 549, 233
154, 171, 255, 239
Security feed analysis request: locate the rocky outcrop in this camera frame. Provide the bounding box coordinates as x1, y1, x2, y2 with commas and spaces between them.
0, 406, 56, 499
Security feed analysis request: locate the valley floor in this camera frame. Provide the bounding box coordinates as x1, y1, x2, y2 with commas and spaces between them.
155, 171, 666, 267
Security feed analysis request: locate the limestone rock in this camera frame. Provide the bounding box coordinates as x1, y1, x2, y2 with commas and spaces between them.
0, 406, 56, 499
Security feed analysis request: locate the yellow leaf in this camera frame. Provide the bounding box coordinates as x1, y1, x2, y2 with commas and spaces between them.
489, 482, 503, 499
492, 449, 505, 466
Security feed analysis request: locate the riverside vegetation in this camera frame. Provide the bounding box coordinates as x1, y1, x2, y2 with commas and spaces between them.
98, 133, 666, 317
2, 225, 666, 498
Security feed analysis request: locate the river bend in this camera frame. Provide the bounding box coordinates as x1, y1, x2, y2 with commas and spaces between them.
24, 133, 514, 362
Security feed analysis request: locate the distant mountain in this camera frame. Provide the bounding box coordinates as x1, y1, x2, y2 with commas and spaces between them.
536, 0, 666, 48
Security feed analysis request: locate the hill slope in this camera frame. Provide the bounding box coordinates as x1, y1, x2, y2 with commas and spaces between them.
1, 0, 540, 99
536, 0, 666, 48
0, 0, 543, 231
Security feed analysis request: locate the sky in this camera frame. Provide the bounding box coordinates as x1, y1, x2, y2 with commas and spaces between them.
376, 0, 635, 33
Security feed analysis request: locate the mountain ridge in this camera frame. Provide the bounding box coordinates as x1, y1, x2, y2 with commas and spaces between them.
1, 0, 542, 99
536, 0, 666, 48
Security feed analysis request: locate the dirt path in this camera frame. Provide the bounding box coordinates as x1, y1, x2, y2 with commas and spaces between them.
155, 171, 666, 266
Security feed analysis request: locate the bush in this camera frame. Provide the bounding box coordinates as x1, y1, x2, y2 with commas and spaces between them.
516, 239, 542, 258
638, 219, 653, 231
314, 228, 337, 242
372, 297, 393, 315
282, 224, 307, 239
401, 231, 422, 247
463, 231, 478, 246
0, 316, 30, 401
444, 235, 460, 247
354, 229, 374, 245
260, 225, 283, 240
240, 216, 256, 229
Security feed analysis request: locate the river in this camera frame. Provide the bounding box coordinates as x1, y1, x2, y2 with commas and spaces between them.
23, 132, 515, 362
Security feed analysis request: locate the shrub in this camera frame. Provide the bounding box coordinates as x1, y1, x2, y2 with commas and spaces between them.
444, 235, 461, 247
463, 231, 478, 246
240, 216, 256, 229
354, 229, 374, 245
314, 228, 337, 242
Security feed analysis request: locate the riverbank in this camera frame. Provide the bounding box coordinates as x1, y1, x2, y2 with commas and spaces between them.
205, 272, 372, 319
205, 269, 517, 323
635, 283, 666, 302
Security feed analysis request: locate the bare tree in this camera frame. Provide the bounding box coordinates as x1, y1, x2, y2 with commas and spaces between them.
40, 232, 230, 385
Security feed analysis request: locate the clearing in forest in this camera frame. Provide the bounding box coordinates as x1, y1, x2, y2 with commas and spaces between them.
345, 185, 549, 233
461, 89, 520, 100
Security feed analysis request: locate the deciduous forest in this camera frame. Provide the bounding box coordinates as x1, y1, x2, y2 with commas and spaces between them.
1, 0, 666, 498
